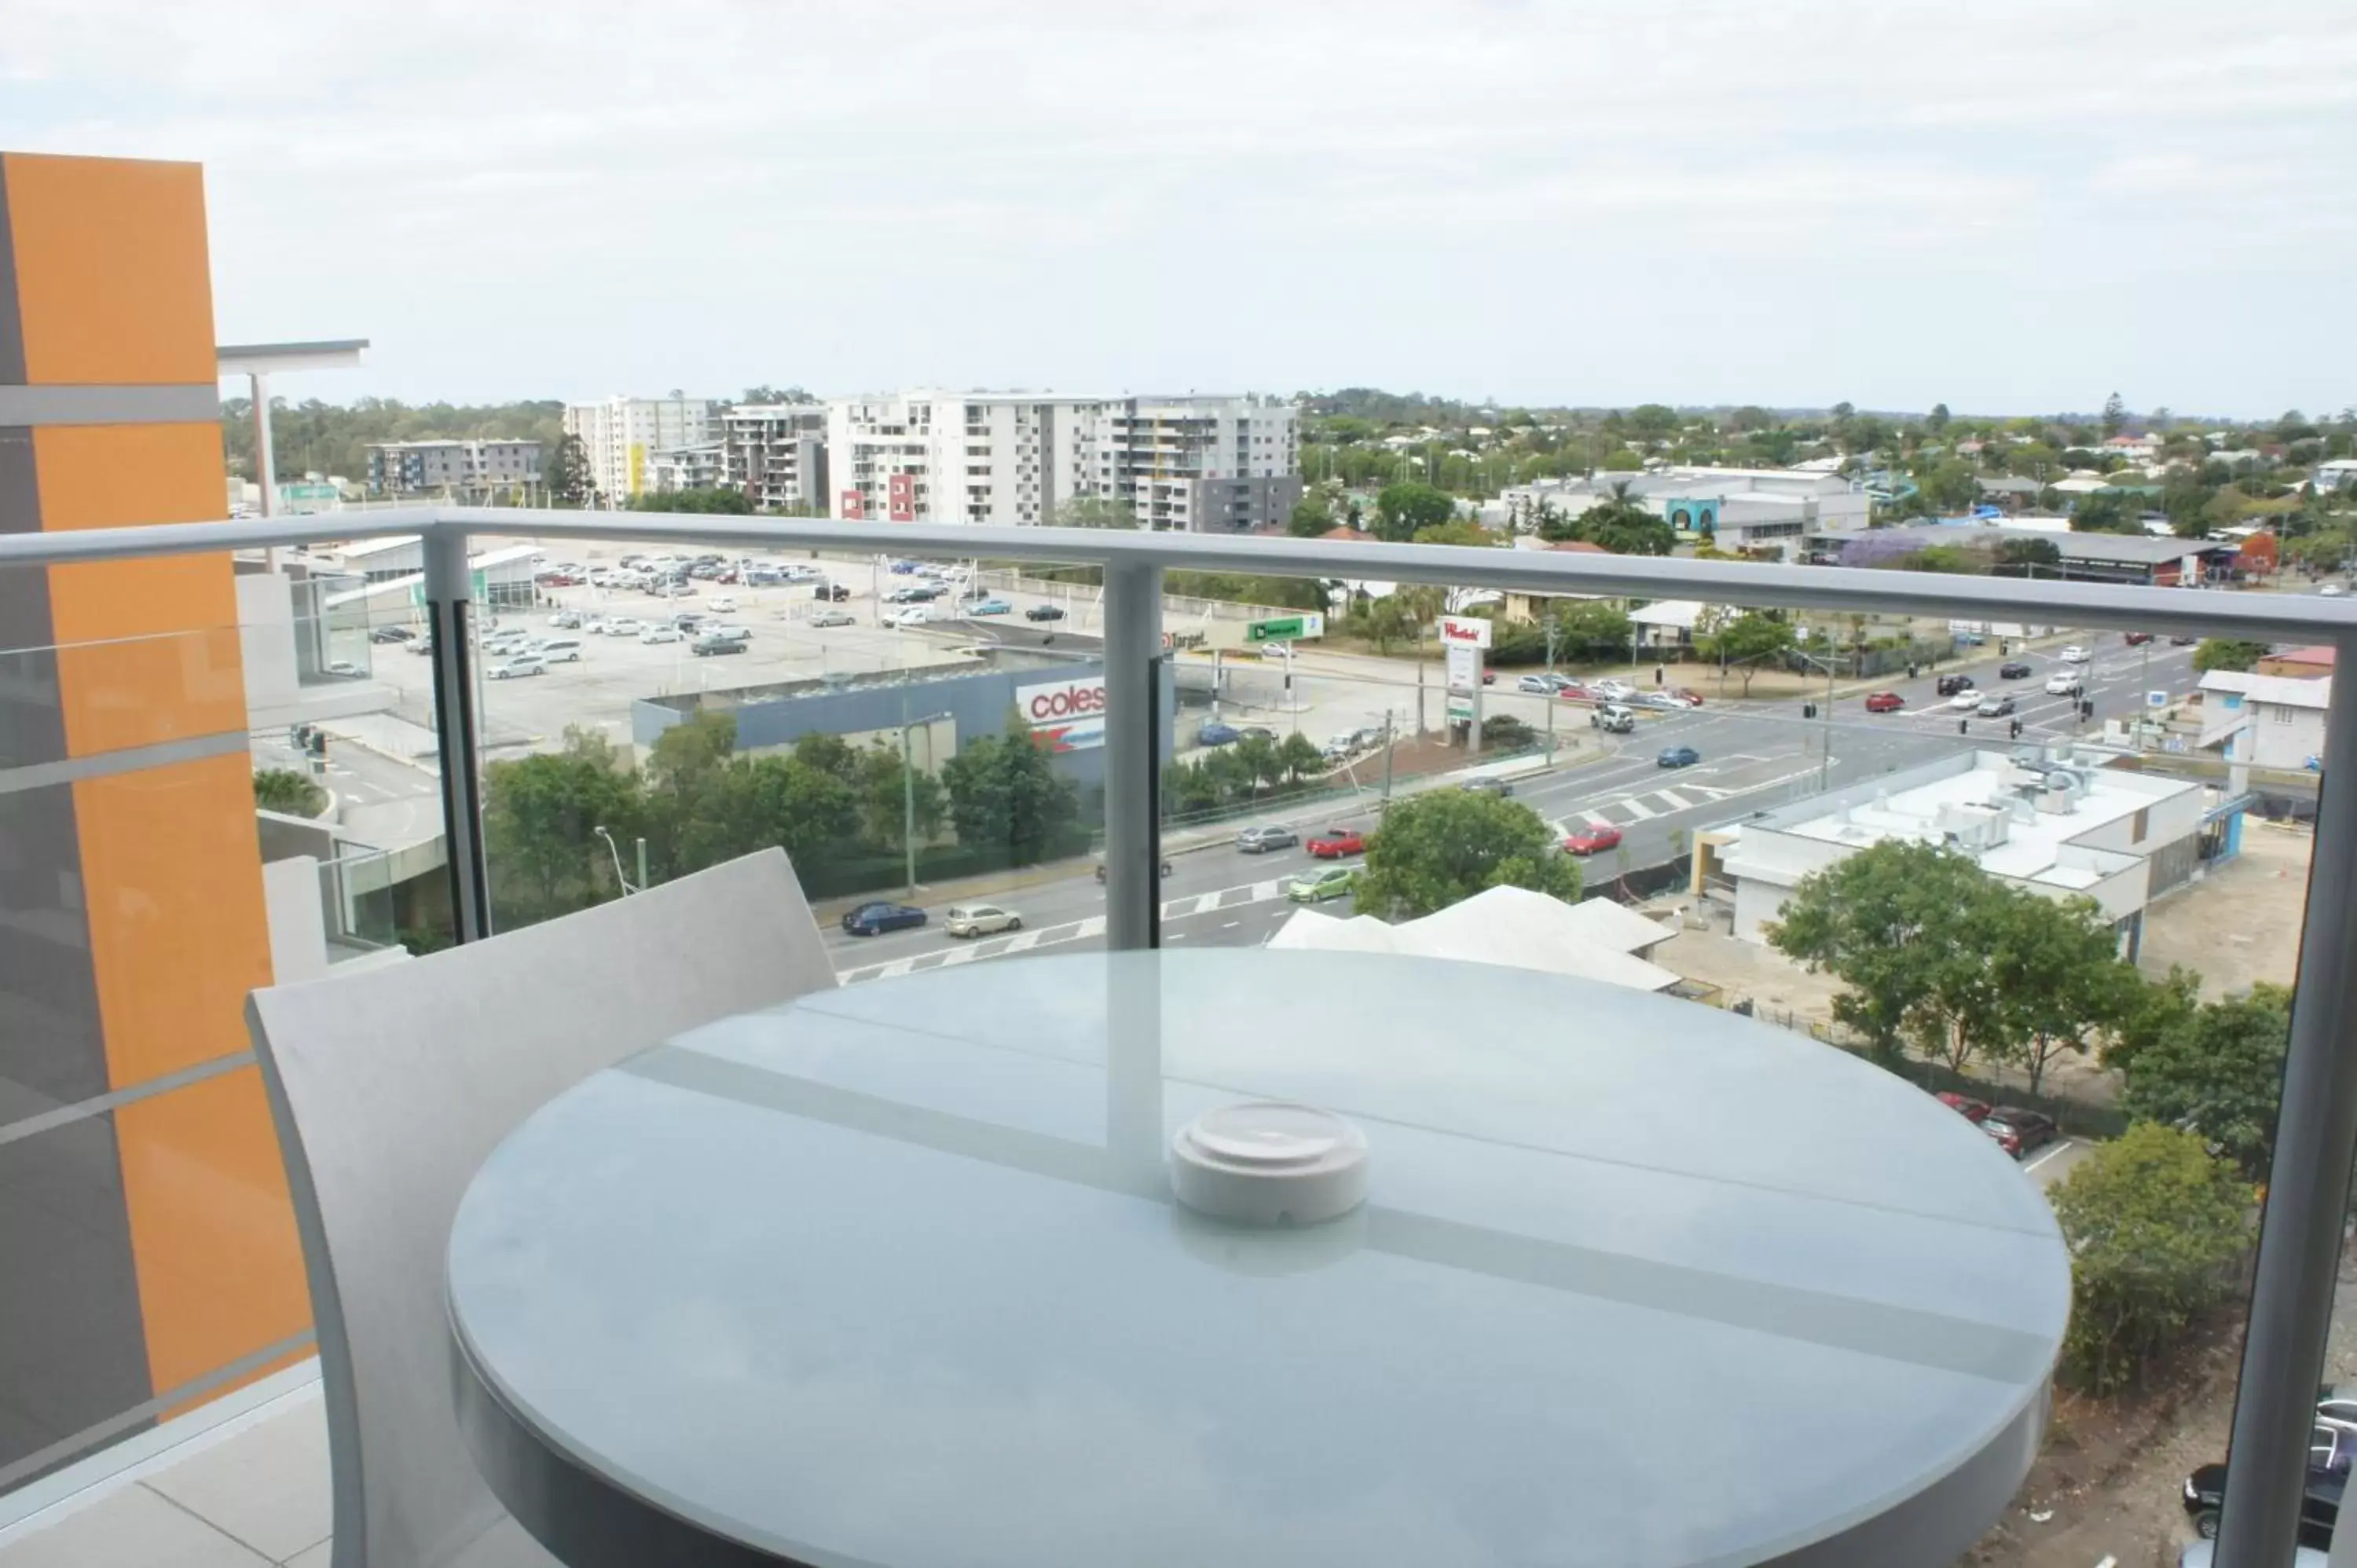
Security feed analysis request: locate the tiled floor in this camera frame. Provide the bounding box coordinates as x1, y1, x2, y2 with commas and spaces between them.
0, 1390, 331, 1568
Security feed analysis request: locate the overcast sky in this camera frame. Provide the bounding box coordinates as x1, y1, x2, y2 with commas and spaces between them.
3, 1, 2352, 420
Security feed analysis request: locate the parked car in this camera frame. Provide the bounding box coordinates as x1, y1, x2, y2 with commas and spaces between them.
1975, 694, 2017, 717
2059, 644, 2090, 663
1936, 674, 1975, 697
368, 625, 412, 643
885, 585, 929, 603
1306, 826, 1366, 858
1461, 776, 1514, 797
1948, 689, 1985, 710
814, 581, 851, 601
1592, 704, 1637, 735
2176, 1543, 2330, 1568
2170, 634, 2198, 646
538, 638, 584, 662
944, 903, 1021, 938
640, 626, 684, 644
1285, 866, 1356, 903
1563, 824, 1622, 855
1236, 823, 1299, 853
708, 596, 737, 613
1656, 746, 1700, 768
1864, 691, 1904, 713
324, 660, 362, 677
490, 655, 545, 680
2044, 672, 2083, 695
691, 635, 746, 657
966, 597, 1013, 616
808, 607, 856, 628
603, 617, 642, 636
2124, 632, 2154, 646
1934, 1091, 1991, 1123
841, 901, 927, 936
1999, 661, 2033, 679
1025, 603, 1068, 622
2182, 1431, 2349, 1544
1197, 722, 1243, 746
1517, 672, 1567, 694
408, 637, 435, 655
548, 610, 582, 629
1980, 1106, 2058, 1158
1091, 858, 1171, 883
885, 606, 933, 627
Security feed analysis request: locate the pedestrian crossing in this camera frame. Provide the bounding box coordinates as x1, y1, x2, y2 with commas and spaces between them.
1555, 779, 1736, 834
834, 877, 1294, 984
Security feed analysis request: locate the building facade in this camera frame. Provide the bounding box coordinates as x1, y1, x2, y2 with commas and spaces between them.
721, 403, 828, 511
642, 442, 728, 495
561, 395, 724, 501
2200, 671, 2330, 772
824, 390, 1299, 530
365, 438, 541, 496
1486, 467, 1870, 559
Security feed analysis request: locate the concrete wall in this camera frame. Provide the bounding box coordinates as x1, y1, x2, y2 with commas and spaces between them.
2245, 702, 2329, 771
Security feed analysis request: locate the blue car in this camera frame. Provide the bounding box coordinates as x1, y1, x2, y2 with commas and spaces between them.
966, 597, 1012, 615
1657, 746, 1701, 768
841, 901, 927, 936
1197, 722, 1243, 746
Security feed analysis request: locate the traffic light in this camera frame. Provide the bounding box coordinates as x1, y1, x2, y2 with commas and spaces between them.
1802, 702, 1817, 720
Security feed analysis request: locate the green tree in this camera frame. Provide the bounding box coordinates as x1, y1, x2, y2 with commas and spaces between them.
2070, 491, 2138, 533
1764, 841, 1994, 1064
1695, 609, 1794, 696
1047, 496, 1140, 529
1410, 518, 1498, 548
1599, 447, 1645, 472
1350, 593, 1421, 654
1574, 485, 1677, 555
253, 767, 327, 818
2051, 1123, 2253, 1395
1353, 791, 1580, 918
1987, 892, 2139, 1094
482, 727, 644, 922
739, 751, 860, 874
849, 742, 945, 854
1920, 460, 1978, 513
1994, 536, 2063, 573
1277, 731, 1325, 782
2114, 984, 2289, 1180
2101, 391, 2128, 440
939, 719, 1082, 865
1549, 599, 1633, 660
544, 433, 593, 507
640, 711, 757, 876
1373, 482, 1456, 542
2192, 639, 2268, 673
1926, 401, 1952, 433
1287, 496, 1337, 538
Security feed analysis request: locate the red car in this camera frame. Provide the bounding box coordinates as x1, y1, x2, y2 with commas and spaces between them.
1563, 825, 1622, 855
1935, 1091, 1991, 1123
2124, 632, 2154, 646
1555, 683, 1591, 702
1666, 687, 1704, 708
1864, 691, 1905, 713
1306, 827, 1365, 859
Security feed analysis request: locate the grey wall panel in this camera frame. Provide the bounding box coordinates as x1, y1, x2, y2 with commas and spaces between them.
0, 782, 107, 1116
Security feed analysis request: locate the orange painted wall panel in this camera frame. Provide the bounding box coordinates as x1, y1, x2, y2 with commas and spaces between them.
35, 423, 246, 754
73, 753, 273, 1089
2, 153, 216, 385
112, 1066, 310, 1401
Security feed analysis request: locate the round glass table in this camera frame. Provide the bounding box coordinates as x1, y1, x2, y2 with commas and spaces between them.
447, 948, 2068, 1568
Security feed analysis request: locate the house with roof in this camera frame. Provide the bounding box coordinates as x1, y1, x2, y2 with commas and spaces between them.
2200, 670, 2330, 771
2257, 645, 2335, 680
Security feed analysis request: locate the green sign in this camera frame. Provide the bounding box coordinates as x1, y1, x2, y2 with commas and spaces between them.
1245, 613, 1325, 644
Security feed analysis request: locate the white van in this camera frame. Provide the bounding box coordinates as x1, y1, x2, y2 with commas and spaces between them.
538, 638, 584, 663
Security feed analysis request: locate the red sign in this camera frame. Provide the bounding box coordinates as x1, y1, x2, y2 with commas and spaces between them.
840, 489, 865, 521
888, 472, 915, 523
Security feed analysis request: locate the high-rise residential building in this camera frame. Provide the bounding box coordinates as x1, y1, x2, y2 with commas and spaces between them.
643, 443, 729, 495
561, 394, 724, 501
721, 403, 829, 511
365, 438, 541, 496
824, 390, 1299, 530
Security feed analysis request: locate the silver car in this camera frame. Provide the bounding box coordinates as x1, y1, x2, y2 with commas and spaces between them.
1236, 823, 1299, 853
944, 903, 1021, 937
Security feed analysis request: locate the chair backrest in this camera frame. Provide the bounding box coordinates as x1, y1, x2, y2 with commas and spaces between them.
247, 848, 834, 1568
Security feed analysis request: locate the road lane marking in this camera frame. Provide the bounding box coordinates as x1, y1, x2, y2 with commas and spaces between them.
1654, 788, 1695, 810
1582, 810, 1615, 828
1003, 930, 1041, 952
1188, 892, 1222, 915
2022, 1139, 2076, 1175
1619, 797, 1658, 821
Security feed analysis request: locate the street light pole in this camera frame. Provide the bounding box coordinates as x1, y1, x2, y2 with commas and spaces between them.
593, 824, 633, 895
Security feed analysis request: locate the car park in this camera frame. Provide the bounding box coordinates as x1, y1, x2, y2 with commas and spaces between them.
1934, 1091, 1990, 1123
2044, 672, 2083, 695
1980, 1106, 2057, 1157
1461, 776, 1514, 797
1284, 866, 1355, 903
1975, 694, 2016, 718
1025, 604, 1067, 622
1592, 704, 1636, 734
1197, 722, 1242, 746
1656, 746, 1700, 768
1864, 691, 1904, 713
1563, 824, 1622, 855
1999, 661, 2032, 679
966, 597, 1013, 616
491, 655, 545, 680
1307, 826, 1365, 858
841, 901, 926, 936
1948, 689, 1984, 710
944, 903, 1021, 938
1936, 674, 1975, 697
691, 635, 746, 657
2059, 644, 2090, 663
808, 608, 856, 628
1236, 823, 1299, 853
640, 626, 684, 644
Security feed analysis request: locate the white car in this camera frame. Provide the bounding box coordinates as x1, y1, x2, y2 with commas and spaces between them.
2045, 672, 2083, 695
1591, 679, 1637, 702
809, 607, 856, 628
708, 623, 752, 641
2322, 584, 2347, 598
490, 655, 545, 680
2058, 645, 2090, 663
886, 606, 933, 627
603, 617, 641, 636
1948, 689, 1983, 710
708, 596, 737, 613
640, 626, 684, 644
944, 903, 1022, 938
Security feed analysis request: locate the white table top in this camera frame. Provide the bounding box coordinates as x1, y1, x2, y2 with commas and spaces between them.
448, 948, 2068, 1568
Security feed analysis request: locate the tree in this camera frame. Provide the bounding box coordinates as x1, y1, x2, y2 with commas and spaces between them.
1350, 592, 1421, 654
1277, 731, 1324, 782
1598, 448, 1644, 472
1764, 841, 1995, 1065
1920, 460, 1978, 513
1372, 482, 1455, 542
2101, 391, 2128, 440
1352, 791, 1580, 918
847, 741, 944, 855
1410, 518, 1498, 548
1048, 496, 1140, 529
1549, 599, 1633, 660
545, 433, 593, 507
2070, 491, 2137, 533
632, 487, 753, 515
2050, 1123, 2253, 1395
253, 767, 327, 818
1986, 892, 2139, 1094
1994, 536, 2063, 573
1571, 484, 1677, 555
2192, 638, 2268, 673
482, 727, 644, 923
939, 719, 1082, 865
640, 711, 758, 876
1926, 401, 1952, 434
2114, 983, 2289, 1180
1695, 609, 1794, 696
1287, 496, 1336, 538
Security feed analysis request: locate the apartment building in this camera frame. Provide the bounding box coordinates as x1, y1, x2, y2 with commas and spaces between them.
561, 394, 725, 500
722, 403, 829, 511
825, 390, 1300, 530
365, 438, 541, 496
643, 442, 729, 495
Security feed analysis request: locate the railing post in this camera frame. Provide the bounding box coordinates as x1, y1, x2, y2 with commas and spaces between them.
2220, 637, 2357, 1568
424, 527, 493, 943
1102, 560, 1164, 951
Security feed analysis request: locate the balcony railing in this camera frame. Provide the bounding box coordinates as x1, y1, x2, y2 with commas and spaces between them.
4, 504, 2357, 1566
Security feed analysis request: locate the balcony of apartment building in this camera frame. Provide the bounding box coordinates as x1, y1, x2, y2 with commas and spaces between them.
9, 492, 2357, 1568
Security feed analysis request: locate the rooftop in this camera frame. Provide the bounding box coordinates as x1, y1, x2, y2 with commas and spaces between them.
2200, 670, 2334, 710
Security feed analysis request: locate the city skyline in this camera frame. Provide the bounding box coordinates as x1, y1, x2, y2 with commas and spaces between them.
2, 0, 2351, 417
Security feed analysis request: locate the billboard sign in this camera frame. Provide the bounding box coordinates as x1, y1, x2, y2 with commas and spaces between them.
1438, 614, 1494, 650
888, 472, 916, 522
1446, 643, 1481, 694
1016, 675, 1108, 752
841, 489, 865, 521
1245, 613, 1325, 644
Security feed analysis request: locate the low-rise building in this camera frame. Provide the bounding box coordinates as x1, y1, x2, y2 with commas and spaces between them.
1485, 467, 1870, 559
1714, 748, 2207, 958
366, 438, 541, 496
2258, 644, 2335, 679
2199, 671, 2330, 772
643, 442, 729, 494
